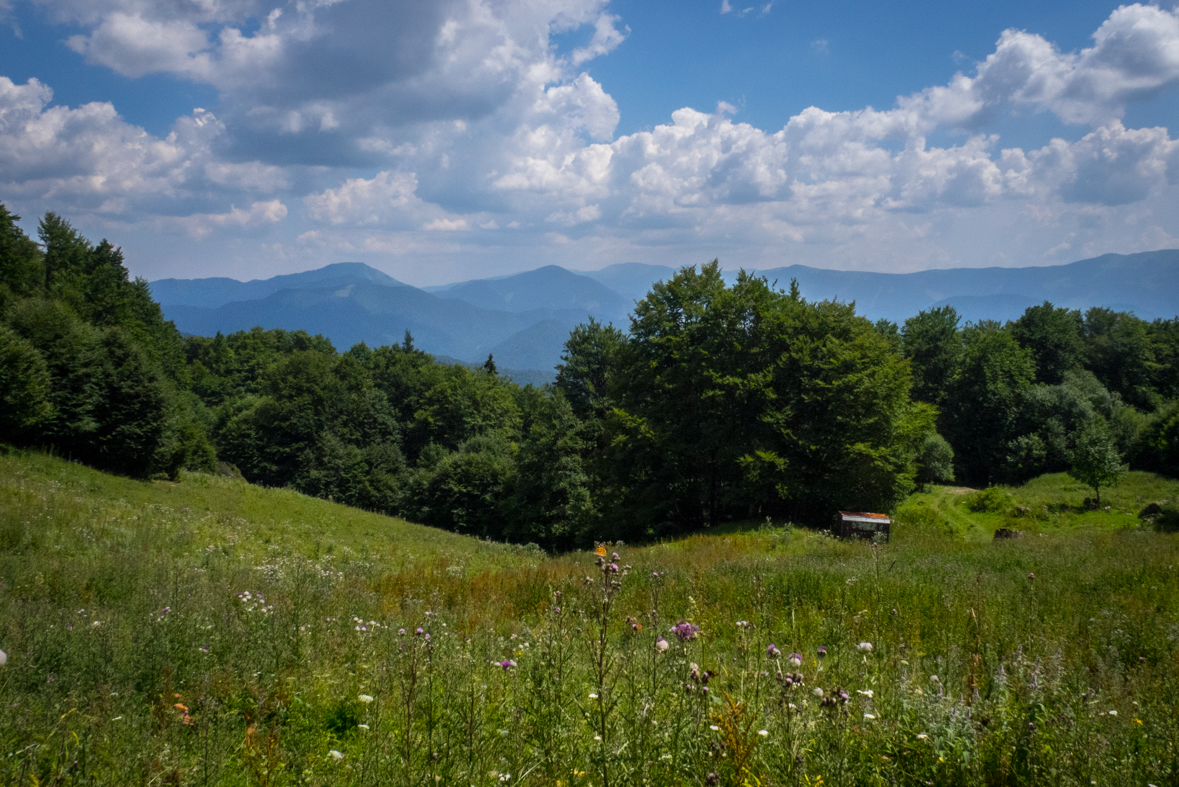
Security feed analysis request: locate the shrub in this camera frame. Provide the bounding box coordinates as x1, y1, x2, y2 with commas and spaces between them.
964, 486, 1012, 513
1156, 502, 1179, 533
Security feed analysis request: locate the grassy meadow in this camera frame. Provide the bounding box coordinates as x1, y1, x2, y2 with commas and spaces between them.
2, 447, 1178, 786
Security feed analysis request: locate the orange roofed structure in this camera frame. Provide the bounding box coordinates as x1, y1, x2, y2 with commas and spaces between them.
835, 511, 891, 542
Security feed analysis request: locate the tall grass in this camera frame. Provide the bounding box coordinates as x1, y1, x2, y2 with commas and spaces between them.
2, 448, 1178, 786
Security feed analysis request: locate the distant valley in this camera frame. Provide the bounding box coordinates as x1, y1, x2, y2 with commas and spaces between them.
151, 250, 1179, 380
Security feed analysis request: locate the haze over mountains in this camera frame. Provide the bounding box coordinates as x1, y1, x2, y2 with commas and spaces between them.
151, 250, 1179, 379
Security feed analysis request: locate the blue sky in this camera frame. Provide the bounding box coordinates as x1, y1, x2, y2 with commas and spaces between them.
1, 0, 1178, 285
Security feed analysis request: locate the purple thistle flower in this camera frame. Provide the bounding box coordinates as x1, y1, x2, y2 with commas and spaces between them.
788, 653, 802, 667
500, 660, 515, 670
817, 645, 828, 658
767, 644, 781, 658
671, 621, 700, 641
415, 627, 424, 635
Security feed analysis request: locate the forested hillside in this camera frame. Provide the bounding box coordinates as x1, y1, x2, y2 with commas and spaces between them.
2, 203, 1177, 549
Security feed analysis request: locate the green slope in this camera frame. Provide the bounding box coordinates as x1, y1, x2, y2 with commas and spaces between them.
3, 448, 1179, 786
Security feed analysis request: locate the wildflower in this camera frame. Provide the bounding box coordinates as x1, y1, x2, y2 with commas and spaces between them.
671, 621, 700, 641
398, 628, 406, 635
767, 644, 781, 658
864, 713, 876, 720
1028, 572, 1035, 580
788, 653, 802, 668
709, 725, 720, 731
817, 645, 827, 658
500, 660, 516, 671
199, 645, 210, 653
329, 750, 344, 761
857, 689, 873, 698
415, 627, 424, 635
358, 694, 374, 703
930, 675, 939, 682
655, 636, 670, 653
813, 688, 824, 698
1108, 710, 1117, 716
588, 693, 598, 700
858, 642, 873, 652
916, 733, 928, 740
706, 774, 720, 786
757, 729, 769, 737
0, 649, 7, 667
358, 724, 370, 730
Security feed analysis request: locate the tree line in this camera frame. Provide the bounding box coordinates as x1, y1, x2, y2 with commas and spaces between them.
2, 204, 1176, 548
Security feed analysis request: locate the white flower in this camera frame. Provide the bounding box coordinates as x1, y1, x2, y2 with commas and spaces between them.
812, 688, 824, 698
930, 675, 939, 682
1108, 710, 1118, 716
863, 713, 876, 720
916, 733, 928, 740
788, 656, 802, 668
858, 642, 873, 653
593, 735, 601, 741
757, 729, 769, 737
358, 694, 374, 704
329, 750, 344, 761
709, 725, 720, 731
655, 638, 670, 653
358, 724, 370, 730
0, 649, 6, 667
588, 693, 598, 700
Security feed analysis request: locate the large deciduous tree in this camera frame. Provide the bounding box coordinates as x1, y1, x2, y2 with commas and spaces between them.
902, 306, 962, 408
944, 325, 1036, 486
1010, 302, 1085, 384
603, 262, 928, 532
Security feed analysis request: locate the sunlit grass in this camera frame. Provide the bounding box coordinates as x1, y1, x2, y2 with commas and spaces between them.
2, 448, 1178, 785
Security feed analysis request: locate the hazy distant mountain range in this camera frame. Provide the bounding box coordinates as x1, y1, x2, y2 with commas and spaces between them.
151, 250, 1179, 380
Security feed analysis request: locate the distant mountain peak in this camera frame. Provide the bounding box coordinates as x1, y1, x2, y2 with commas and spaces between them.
149, 261, 406, 309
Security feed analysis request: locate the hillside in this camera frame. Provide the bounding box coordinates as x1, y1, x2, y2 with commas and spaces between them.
3, 448, 1179, 784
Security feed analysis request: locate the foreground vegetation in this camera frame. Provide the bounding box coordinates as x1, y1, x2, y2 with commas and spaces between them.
3, 449, 1178, 786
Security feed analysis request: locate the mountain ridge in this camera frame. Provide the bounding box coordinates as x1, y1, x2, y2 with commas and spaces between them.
152, 250, 1179, 373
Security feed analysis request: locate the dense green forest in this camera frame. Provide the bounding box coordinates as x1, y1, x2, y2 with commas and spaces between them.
2, 203, 1177, 548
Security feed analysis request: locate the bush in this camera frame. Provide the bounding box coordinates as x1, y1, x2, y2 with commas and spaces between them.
1156, 502, 1179, 533
965, 486, 1012, 513
915, 433, 955, 489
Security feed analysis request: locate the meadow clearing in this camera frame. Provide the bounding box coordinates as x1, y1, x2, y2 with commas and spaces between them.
1, 448, 1178, 786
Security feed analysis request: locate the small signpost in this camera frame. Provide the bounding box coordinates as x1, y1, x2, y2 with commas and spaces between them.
836, 511, 891, 542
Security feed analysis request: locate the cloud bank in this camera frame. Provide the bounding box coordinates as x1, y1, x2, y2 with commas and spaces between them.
1, 0, 1178, 282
